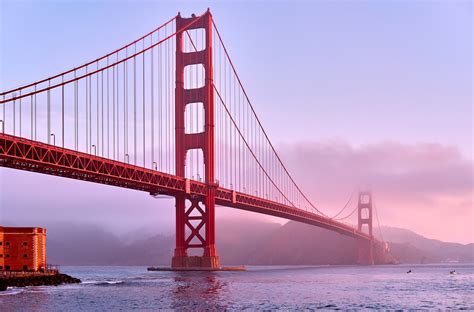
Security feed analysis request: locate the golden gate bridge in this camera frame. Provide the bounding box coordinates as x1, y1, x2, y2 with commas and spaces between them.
0, 10, 391, 269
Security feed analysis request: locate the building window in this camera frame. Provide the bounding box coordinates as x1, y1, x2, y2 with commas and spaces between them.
0, 254, 2, 258
23, 265, 28, 271
0, 266, 2, 270
5, 266, 10, 270
23, 242, 28, 246
6, 254, 10, 258
5, 242, 10, 246
0, 241, 2, 245
23, 254, 28, 258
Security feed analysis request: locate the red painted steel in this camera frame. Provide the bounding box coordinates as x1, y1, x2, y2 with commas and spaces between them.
0, 133, 374, 242
357, 191, 375, 265
174, 10, 219, 268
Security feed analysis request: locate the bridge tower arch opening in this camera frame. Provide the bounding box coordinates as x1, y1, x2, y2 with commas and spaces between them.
172, 10, 220, 269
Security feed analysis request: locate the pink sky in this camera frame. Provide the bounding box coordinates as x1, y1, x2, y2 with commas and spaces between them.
281, 140, 473, 244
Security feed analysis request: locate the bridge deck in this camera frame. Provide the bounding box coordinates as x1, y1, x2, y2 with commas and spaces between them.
0, 133, 371, 241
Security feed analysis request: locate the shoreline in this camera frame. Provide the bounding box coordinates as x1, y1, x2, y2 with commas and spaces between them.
0, 273, 81, 291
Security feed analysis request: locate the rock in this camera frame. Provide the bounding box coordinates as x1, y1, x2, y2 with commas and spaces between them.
0, 273, 81, 291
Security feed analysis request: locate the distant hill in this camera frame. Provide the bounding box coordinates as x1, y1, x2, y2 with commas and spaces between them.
47, 223, 142, 266
377, 226, 473, 264
45, 220, 473, 266
241, 221, 358, 265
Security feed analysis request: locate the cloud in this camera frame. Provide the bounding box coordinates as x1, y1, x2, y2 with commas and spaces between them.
279, 140, 473, 243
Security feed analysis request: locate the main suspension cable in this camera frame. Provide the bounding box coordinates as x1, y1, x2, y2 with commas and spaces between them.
333, 202, 358, 221
330, 191, 355, 219
0, 16, 176, 97
211, 18, 327, 216
373, 197, 385, 242
1, 15, 204, 104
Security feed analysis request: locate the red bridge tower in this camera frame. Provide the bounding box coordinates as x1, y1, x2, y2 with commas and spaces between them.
357, 191, 375, 265
172, 10, 220, 269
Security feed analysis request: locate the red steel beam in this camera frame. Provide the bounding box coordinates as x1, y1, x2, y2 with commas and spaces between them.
0, 133, 372, 241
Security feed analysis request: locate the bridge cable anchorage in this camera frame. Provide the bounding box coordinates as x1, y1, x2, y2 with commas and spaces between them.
210, 19, 328, 216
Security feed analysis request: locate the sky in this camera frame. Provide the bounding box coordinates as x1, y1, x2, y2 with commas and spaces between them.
0, 0, 472, 244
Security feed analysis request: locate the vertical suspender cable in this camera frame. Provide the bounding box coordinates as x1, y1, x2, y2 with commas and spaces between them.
116, 54, 120, 160
86, 68, 89, 152
151, 36, 154, 168
164, 27, 168, 173
2, 95, 5, 134
158, 34, 162, 170
143, 39, 146, 167
134, 44, 137, 165
113, 63, 116, 159
62, 75, 65, 147
164, 26, 168, 172
165, 26, 169, 172
19, 90, 22, 137
12, 94, 15, 135
107, 59, 110, 158
124, 50, 127, 161
74, 72, 77, 149
101, 70, 104, 156
47, 82, 50, 143
97, 64, 99, 153
34, 85, 37, 140
30, 94, 33, 139
89, 73, 92, 153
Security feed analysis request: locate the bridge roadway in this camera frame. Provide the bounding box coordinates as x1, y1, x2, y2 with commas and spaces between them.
0, 133, 372, 241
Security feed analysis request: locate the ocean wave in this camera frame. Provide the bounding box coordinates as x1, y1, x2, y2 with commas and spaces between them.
0, 287, 25, 296
81, 280, 124, 286
131, 276, 175, 283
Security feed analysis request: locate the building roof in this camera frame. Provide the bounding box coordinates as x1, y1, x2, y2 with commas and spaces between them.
0, 226, 46, 234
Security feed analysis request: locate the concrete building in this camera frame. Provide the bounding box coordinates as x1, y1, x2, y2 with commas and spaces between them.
0, 227, 46, 271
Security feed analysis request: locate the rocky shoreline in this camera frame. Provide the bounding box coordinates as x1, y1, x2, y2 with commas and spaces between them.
0, 273, 81, 291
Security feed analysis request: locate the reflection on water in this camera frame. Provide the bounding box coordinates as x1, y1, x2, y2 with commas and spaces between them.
171, 273, 228, 310
0, 264, 473, 310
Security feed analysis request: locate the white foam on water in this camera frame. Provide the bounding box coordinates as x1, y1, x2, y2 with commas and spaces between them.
81, 280, 124, 285
0, 287, 25, 296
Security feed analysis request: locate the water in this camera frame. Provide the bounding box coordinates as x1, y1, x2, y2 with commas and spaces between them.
1, 264, 473, 310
